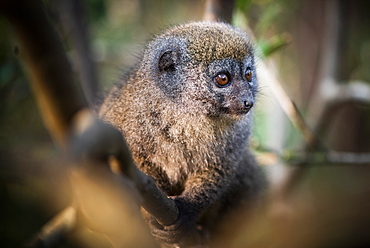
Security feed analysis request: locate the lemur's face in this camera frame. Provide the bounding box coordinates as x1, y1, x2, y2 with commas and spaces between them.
203, 55, 257, 117
148, 22, 257, 118
177, 54, 257, 118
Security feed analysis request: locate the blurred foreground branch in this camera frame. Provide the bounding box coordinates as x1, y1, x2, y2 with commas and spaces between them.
29, 206, 76, 247
1, 0, 87, 146
1, 0, 177, 246
70, 110, 179, 227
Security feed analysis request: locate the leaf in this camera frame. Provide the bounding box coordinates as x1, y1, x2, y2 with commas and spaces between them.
257, 35, 289, 57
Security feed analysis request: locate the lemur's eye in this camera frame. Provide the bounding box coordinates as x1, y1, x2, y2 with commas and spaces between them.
215, 73, 229, 86
245, 68, 252, 82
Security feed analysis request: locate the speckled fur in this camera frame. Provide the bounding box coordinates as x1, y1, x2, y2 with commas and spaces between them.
99, 22, 265, 246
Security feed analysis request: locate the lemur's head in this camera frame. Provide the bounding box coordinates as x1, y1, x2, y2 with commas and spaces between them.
144, 22, 257, 119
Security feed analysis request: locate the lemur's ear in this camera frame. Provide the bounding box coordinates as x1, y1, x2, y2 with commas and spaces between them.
158, 50, 179, 73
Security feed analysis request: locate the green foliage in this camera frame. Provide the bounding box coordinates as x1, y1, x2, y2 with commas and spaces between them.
86, 0, 107, 21
235, 0, 298, 58
257, 35, 289, 57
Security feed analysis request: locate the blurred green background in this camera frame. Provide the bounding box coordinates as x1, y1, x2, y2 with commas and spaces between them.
1, 0, 369, 247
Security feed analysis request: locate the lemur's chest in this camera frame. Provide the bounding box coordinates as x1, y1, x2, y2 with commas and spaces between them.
128, 112, 248, 194
132, 130, 218, 195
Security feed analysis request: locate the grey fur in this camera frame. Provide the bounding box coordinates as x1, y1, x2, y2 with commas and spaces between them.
99, 21, 265, 247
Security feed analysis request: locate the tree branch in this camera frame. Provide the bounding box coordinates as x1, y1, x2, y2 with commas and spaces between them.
258, 59, 327, 151
307, 79, 370, 150
28, 206, 77, 247
70, 110, 179, 226
306, 0, 370, 151
203, 0, 236, 23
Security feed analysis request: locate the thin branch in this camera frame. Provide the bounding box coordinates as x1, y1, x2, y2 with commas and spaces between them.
258, 59, 327, 151
28, 206, 77, 248
203, 0, 236, 23
326, 151, 370, 164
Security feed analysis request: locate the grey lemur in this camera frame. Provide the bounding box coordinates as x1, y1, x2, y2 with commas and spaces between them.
99, 21, 265, 247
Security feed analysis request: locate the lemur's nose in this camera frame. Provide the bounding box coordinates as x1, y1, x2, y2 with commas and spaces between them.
244, 101, 254, 112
